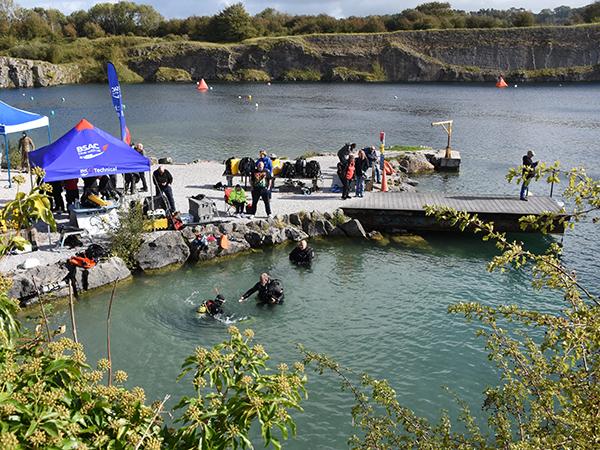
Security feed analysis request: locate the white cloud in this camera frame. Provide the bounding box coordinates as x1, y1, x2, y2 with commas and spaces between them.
15, 0, 593, 18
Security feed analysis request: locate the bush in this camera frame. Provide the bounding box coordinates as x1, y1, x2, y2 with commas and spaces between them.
281, 68, 322, 81
107, 202, 147, 269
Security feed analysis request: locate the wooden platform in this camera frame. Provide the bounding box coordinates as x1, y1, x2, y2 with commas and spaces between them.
342, 192, 567, 233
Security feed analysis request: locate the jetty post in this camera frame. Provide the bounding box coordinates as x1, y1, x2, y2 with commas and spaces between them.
431, 120, 461, 171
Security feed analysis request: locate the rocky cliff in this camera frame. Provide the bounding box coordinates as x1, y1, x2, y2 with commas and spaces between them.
0, 56, 81, 88
3, 25, 600, 88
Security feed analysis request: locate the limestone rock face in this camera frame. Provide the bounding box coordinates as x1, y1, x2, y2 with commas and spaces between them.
0, 57, 81, 88
135, 231, 190, 271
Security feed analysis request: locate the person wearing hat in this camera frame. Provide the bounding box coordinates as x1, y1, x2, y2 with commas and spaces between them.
197, 294, 226, 316
256, 150, 273, 175
520, 150, 538, 201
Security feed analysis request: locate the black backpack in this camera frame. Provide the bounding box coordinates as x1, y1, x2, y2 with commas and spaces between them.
85, 244, 109, 261
281, 162, 296, 178
295, 158, 306, 178
304, 160, 321, 178
239, 157, 255, 176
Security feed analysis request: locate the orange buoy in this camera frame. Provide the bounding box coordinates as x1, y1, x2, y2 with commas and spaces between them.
197, 78, 209, 91
496, 76, 508, 88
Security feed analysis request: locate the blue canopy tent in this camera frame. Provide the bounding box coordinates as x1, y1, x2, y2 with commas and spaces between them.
0, 100, 51, 187
29, 118, 150, 182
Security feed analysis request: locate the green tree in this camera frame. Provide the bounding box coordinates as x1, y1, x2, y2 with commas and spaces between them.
511, 10, 535, 27
582, 1, 600, 22
207, 2, 257, 42
303, 162, 600, 448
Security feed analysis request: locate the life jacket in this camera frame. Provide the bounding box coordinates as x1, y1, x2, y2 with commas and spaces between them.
68, 255, 96, 269
219, 234, 230, 250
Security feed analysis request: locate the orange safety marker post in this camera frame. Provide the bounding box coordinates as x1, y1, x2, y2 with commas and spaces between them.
381, 169, 388, 192
197, 78, 209, 91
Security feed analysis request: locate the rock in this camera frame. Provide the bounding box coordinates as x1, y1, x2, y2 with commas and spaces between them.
135, 231, 190, 271
0, 56, 81, 89
263, 229, 286, 246
328, 226, 347, 237
390, 234, 431, 250
10, 257, 131, 305
289, 213, 302, 228
284, 227, 308, 242
405, 178, 419, 187
397, 153, 435, 174
218, 222, 235, 235
194, 239, 251, 262
154, 67, 191, 82
339, 219, 367, 238
244, 230, 265, 248
368, 231, 384, 240
158, 157, 173, 165
323, 220, 335, 234
233, 222, 248, 234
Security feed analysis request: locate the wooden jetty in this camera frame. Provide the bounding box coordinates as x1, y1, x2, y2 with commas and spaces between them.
342, 192, 568, 233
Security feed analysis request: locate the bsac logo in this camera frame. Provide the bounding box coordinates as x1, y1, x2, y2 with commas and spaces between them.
76, 143, 109, 160
80, 168, 89, 176
111, 86, 121, 99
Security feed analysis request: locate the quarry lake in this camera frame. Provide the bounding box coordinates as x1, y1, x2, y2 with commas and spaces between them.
12, 82, 600, 448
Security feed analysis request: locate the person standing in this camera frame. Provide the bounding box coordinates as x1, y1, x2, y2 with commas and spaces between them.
49, 180, 65, 213
340, 155, 355, 200
250, 161, 273, 217
153, 165, 176, 211
337, 142, 356, 164
19, 132, 35, 172
354, 150, 369, 198
64, 178, 79, 207
256, 150, 273, 175
135, 143, 148, 192
520, 150, 538, 201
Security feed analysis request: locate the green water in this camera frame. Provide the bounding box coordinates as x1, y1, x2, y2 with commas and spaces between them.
33, 235, 566, 449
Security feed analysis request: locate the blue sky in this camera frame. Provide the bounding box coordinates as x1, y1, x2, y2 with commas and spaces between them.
20, 1, 592, 18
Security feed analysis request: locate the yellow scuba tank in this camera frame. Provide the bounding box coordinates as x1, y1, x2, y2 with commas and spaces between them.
197, 304, 208, 314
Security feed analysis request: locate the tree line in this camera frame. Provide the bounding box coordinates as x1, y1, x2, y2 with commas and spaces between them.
2, 0, 600, 45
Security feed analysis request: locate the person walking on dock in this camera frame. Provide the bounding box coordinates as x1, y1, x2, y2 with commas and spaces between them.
520, 150, 538, 201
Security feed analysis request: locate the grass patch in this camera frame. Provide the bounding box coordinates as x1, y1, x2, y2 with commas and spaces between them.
281, 69, 322, 81
225, 69, 271, 82
154, 67, 191, 82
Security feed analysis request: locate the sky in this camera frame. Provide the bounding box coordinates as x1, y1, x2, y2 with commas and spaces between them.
18, 1, 593, 18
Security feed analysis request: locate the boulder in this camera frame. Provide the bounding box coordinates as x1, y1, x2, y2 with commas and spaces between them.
218, 222, 235, 235
158, 157, 173, 165
328, 226, 347, 237
339, 219, 367, 238
289, 213, 302, 228
135, 231, 190, 271
284, 227, 308, 242
10, 257, 131, 305
263, 229, 286, 246
194, 239, 251, 262
244, 230, 265, 248
397, 153, 435, 174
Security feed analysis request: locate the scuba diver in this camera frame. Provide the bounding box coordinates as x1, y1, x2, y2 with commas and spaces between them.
239, 273, 284, 305
289, 240, 314, 266
197, 294, 226, 317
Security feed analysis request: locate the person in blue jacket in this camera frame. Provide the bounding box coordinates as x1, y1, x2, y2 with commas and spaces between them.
256, 150, 273, 174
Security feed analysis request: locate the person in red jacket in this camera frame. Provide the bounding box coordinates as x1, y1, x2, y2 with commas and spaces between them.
341, 155, 355, 200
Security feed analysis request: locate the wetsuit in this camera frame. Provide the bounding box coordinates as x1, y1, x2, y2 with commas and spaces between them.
200, 299, 224, 316
289, 246, 315, 266
241, 280, 284, 304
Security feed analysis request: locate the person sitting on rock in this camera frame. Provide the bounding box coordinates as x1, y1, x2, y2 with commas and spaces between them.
197, 294, 226, 316
239, 273, 284, 305
289, 240, 314, 266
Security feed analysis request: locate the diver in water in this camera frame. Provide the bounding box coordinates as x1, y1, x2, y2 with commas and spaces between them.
239, 273, 284, 305
289, 240, 314, 266
197, 294, 226, 316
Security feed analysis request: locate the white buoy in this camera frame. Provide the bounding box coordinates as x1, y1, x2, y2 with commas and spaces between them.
30, 96, 34, 101
514, 84, 518, 88
255, 103, 259, 109
209, 86, 213, 90
267, 82, 271, 86
61, 97, 65, 102
50, 110, 55, 116
123, 105, 126, 110
238, 95, 242, 99
394, 95, 398, 99
22, 93, 26, 96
